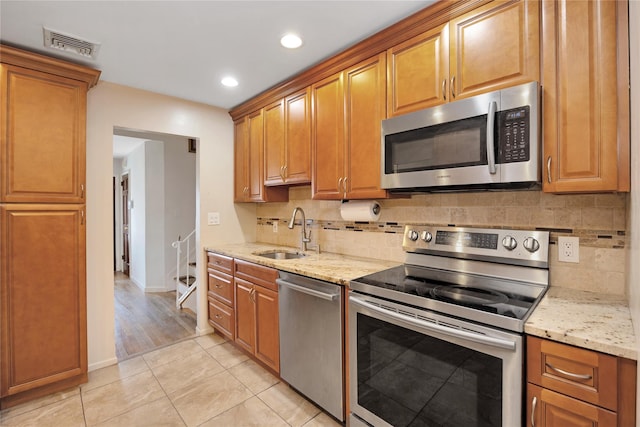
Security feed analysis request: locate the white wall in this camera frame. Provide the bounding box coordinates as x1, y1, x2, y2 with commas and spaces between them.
113, 158, 123, 271
127, 143, 147, 289
144, 141, 166, 292
86, 81, 256, 370
627, 0, 640, 420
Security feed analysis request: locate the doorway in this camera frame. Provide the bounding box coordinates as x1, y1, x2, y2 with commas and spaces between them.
112, 128, 198, 360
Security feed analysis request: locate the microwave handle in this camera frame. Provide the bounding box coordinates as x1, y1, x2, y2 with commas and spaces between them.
486, 101, 497, 174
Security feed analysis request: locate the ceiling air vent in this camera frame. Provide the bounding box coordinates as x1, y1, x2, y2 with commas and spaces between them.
43, 27, 101, 59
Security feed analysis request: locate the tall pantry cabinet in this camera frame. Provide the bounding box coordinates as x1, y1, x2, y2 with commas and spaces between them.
0, 45, 100, 408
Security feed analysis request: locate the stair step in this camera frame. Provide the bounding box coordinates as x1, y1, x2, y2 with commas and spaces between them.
188, 262, 196, 267
177, 275, 196, 285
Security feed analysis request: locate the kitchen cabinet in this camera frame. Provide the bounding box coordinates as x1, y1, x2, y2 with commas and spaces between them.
541, 0, 630, 193
206, 252, 235, 340
264, 88, 311, 186
387, 0, 539, 117
312, 52, 387, 200
233, 112, 287, 203
233, 259, 279, 373
527, 336, 636, 427
0, 45, 99, 409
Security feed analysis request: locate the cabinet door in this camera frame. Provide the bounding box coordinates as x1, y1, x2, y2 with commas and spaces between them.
542, 0, 626, 193
264, 100, 285, 186
0, 65, 87, 203
284, 88, 311, 185
233, 118, 249, 201
234, 279, 255, 354
254, 286, 279, 373
208, 269, 234, 307
387, 23, 449, 116
247, 110, 265, 201
345, 53, 388, 200
207, 298, 234, 341
527, 384, 617, 427
1, 204, 86, 397
312, 72, 345, 200
449, 0, 539, 100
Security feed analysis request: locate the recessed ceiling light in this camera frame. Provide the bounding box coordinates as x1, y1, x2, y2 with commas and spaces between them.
280, 34, 302, 49
221, 77, 238, 87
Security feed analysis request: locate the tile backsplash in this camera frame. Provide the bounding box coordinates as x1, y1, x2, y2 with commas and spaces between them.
256, 186, 628, 296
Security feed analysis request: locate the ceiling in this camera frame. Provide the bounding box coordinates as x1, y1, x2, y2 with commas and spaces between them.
113, 135, 147, 159
0, 1, 434, 110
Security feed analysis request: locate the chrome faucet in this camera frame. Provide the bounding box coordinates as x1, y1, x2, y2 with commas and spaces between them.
288, 207, 311, 251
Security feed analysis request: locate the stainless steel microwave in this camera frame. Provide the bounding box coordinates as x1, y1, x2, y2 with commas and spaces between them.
381, 81, 540, 191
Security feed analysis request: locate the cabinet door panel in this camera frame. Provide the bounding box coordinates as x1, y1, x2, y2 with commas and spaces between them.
345, 53, 387, 200
542, 0, 621, 192
264, 100, 285, 185
234, 279, 255, 354
254, 286, 279, 373
284, 88, 311, 184
387, 23, 449, 116
527, 384, 617, 427
450, 0, 539, 99
233, 119, 248, 201
1, 204, 86, 396
1, 65, 87, 203
208, 269, 234, 307
208, 298, 234, 341
312, 73, 344, 200
247, 110, 264, 201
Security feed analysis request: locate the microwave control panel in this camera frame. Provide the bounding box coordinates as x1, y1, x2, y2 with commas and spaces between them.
498, 106, 530, 163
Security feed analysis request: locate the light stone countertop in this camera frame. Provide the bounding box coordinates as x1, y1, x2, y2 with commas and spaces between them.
205, 243, 637, 360
204, 242, 400, 286
525, 286, 637, 360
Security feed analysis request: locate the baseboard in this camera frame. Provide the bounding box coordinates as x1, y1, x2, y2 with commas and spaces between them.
88, 357, 119, 372
129, 276, 144, 291
196, 325, 214, 336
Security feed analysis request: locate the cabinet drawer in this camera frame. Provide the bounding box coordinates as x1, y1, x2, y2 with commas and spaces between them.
208, 298, 234, 340
208, 269, 234, 306
207, 252, 233, 274
235, 259, 278, 291
527, 336, 618, 411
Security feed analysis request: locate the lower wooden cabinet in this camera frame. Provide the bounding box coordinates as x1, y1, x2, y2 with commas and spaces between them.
0, 204, 87, 408
234, 260, 279, 373
207, 252, 235, 340
527, 336, 636, 427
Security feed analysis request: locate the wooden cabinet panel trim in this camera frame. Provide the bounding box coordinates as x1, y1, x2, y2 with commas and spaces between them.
283, 87, 312, 185
206, 252, 233, 274
233, 278, 255, 353
263, 99, 285, 185
207, 269, 234, 307
208, 298, 234, 340
527, 336, 618, 411
234, 259, 278, 291
254, 286, 279, 372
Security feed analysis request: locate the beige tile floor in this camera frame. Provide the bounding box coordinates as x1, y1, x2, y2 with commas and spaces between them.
0, 334, 342, 427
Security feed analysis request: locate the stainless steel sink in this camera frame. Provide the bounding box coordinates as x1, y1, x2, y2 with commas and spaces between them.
254, 250, 306, 260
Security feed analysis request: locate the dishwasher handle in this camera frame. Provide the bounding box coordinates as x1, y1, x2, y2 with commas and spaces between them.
276, 278, 340, 301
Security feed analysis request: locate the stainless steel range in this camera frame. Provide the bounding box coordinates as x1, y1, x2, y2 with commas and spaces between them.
349, 225, 549, 427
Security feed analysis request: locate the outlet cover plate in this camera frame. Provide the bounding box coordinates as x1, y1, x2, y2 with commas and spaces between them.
208, 212, 220, 226
558, 236, 579, 263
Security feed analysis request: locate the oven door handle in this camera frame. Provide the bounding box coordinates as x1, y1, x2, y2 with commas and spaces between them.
350, 295, 516, 351
486, 101, 497, 175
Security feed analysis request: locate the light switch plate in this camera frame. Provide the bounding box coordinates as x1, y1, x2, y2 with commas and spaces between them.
272, 221, 278, 233
207, 212, 220, 226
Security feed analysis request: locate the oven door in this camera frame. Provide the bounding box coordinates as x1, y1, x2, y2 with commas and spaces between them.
349, 292, 523, 427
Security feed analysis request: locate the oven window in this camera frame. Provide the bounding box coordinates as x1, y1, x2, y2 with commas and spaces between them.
385, 115, 488, 174
356, 313, 502, 427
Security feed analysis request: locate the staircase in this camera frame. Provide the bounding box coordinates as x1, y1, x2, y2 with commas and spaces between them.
172, 229, 197, 309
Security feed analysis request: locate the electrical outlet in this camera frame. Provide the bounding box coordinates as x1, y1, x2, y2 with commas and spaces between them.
207, 212, 220, 226
272, 221, 278, 233
558, 236, 579, 263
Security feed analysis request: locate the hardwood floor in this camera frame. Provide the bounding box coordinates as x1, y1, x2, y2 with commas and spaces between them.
114, 272, 196, 360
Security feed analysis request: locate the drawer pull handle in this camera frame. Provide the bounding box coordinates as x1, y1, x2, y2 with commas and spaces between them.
214, 314, 222, 319
545, 362, 593, 380
531, 396, 537, 426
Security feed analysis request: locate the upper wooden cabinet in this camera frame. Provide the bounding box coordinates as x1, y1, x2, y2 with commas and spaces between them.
264, 88, 311, 186
312, 53, 387, 200
387, 0, 539, 117
542, 0, 629, 193
234, 112, 287, 203
0, 63, 95, 203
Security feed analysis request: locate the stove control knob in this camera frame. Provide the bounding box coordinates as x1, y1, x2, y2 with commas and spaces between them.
420, 231, 433, 243
407, 230, 419, 241
523, 237, 540, 253
502, 235, 518, 251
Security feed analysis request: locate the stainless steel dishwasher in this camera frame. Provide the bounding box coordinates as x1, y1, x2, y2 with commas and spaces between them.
277, 271, 344, 422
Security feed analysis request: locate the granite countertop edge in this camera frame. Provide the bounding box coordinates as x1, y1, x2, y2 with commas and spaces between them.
205, 243, 637, 360
524, 286, 637, 360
